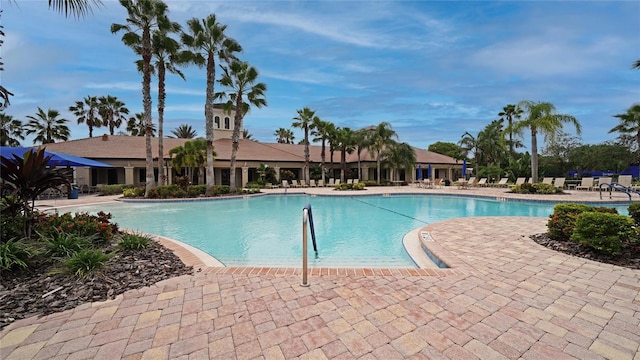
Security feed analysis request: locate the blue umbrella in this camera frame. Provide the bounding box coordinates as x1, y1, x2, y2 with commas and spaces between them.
417, 164, 423, 180
427, 163, 432, 179
462, 159, 467, 178
1, 146, 112, 168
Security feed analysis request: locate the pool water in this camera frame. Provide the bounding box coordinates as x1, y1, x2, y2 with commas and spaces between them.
66, 195, 628, 268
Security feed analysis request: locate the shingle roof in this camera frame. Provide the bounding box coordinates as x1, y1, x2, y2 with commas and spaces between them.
42, 135, 458, 165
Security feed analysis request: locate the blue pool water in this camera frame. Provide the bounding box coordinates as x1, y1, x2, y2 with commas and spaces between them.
65, 195, 628, 268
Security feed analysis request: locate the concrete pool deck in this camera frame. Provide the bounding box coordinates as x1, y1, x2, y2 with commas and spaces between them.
1, 186, 639, 359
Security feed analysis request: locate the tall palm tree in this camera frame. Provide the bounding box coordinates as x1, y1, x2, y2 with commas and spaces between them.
498, 104, 523, 159
476, 120, 506, 167
292, 107, 318, 183
274, 128, 295, 143
97, 95, 129, 135
383, 142, 416, 181
48, 0, 103, 18
215, 60, 267, 192
242, 129, 255, 140
170, 124, 197, 138
182, 14, 242, 191
111, 0, 172, 196
513, 100, 581, 183
126, 112, 156, 136
609, 103, 640, 163
352, 128, 369, 180
138, 25, 185, 185
335, 127, 356, 183
459, 131, 479, 177
25, 107, 70, 144
69, 95, 101, 137
366, 122, 397, 184
311, 118, 333, 179
0, 113, 24, 146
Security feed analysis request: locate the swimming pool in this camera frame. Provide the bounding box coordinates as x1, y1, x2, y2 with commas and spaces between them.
65, 194, 628, 268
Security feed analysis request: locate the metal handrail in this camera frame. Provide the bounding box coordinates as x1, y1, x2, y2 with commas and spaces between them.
301, 203, 318, 287
599, 182, 640, 201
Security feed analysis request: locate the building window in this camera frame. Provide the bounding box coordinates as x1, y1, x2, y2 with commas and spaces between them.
224, 117, 230, 129
214, 116, 220, 129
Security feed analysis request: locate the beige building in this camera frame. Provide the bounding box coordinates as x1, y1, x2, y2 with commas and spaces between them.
43, 135, 464, 188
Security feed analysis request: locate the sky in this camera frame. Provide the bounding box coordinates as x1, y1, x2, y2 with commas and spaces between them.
2, 1, 639, 150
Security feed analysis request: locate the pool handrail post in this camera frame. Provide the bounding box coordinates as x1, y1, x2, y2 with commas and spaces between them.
301, 207, 310, 287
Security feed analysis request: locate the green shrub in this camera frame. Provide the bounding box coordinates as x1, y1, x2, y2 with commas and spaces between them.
122, 187, 145, 198
244, 182, 262, 189
353, 182, 366, 190
628, 202, 640, 226
206, 185, 231, 196
187, 185, 207, 197
118, 232, 150, 251
0, 238, 32, 271
547, 203, 618, 241
0, 211, 26, 241
362, 180, 378, 186
99, 184, 135, 196
242, 188, 260, 194
64, 249, 111, 277
34, 211, 116, 243
44, 231, 91, 259
571, 212, 634, 255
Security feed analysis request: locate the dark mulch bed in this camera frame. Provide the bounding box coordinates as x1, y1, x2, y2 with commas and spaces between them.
0, 241, 193, 330
531, 233, 640, 270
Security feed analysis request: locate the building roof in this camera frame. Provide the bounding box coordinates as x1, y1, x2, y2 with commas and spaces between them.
42, 135, 459, 165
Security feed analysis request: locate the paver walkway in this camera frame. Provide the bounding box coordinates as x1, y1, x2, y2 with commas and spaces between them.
1, 188, 639, 359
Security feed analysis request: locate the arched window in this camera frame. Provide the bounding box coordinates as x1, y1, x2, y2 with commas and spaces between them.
224, 117, 230, 129
214, 116, 220, 129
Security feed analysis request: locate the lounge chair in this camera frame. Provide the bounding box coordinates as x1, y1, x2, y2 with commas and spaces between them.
593, 177, 612, 191
347, 179, 353, 185
617, 175, 632, 188
328, 178, 335, 186
309, 179, 317, 187
514, 177, 527, 186
467, 177, 476, 187
491, 178, 509, 188
281, 180, 289, 188
475, 178, 487, 187
335, 179, 341, 186
300, 180, 308, 187
576, 177, 594, 191
554, 177, 565, 189
433, 179, 443, 188
317, 179, 325, 187
542, 177, 553, 185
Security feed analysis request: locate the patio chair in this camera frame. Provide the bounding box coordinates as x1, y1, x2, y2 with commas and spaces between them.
542, 177, 553, 185
300, 180, 308, 187
433, 178, 443, 188
309, 179, 317, 187
467, 177, 476, 187
576, 177, 594, 191
281, 180, 289, 188
347, 179, 353, 185
335, 179, 341, 186
554, 177, 566, 189
328, 178, 335, 186
475, 178, 487, 187
514, 177, 526, 186
317, 179, 325, 187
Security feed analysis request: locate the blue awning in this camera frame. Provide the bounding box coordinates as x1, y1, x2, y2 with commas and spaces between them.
1, 146, 112, 168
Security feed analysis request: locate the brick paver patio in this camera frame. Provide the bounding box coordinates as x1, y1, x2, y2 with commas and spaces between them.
1, 187, 639, 359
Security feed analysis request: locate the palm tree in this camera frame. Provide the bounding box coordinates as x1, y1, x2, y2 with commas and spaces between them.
513, 100, 581, 183
169, 138, 207, 185
48, 0, 103, 18
459, 131, 479, 177
498, 104, 523, 159
139, 25, 185, 185
274, 128, 295, 143
170, 124, 197, 138
25, 107, 70, 144
182, 14, 242, 191
609, 103, 640, 163
69, 95, 101, 137
633, 59, 640, 69
0, 113, 24, 146
366, 122, 397, 184
311, 118, 333, 179
97, 95, 129, 135
335, 127, 356, 183
242, 129, 255, 141
383, 142, 416, 181
126, 112, 156, 136
111, 0, 173, 196
215, 60, 267, 192
352, 128, 369, 180
292, 107, 318, 183
476, 120, 506, 167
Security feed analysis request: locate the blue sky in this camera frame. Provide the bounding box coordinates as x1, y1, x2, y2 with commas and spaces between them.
2, 1, 639, 150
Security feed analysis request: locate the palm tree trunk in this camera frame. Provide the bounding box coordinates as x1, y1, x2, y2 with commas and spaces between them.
229, 95, 243, 192
142, 27, 155, 196
304, 128, 310, 182
376, 153, 381, 184
340, 149, 346, 183
205, 53, 216, 190
531, 127, 539, 183
157, 62, 166, 186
